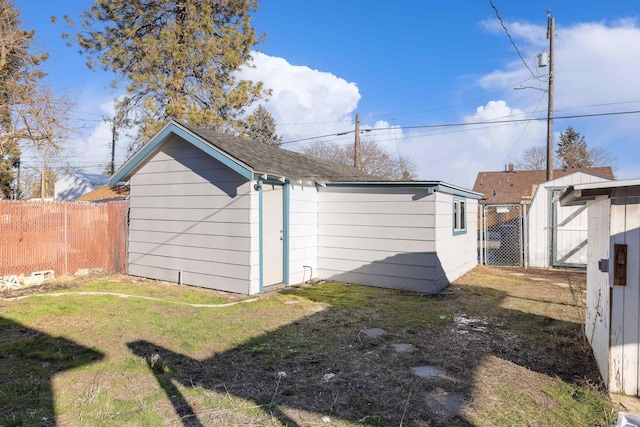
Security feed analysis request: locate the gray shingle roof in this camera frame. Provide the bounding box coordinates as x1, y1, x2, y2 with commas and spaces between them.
179, 121, 382, 182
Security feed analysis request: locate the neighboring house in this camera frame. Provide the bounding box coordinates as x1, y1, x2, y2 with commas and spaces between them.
55, 173, 112, 201
473, 163, 614, 268
110, 120, 482, 295
560, 178, 640, 397
76, 185, 130, 203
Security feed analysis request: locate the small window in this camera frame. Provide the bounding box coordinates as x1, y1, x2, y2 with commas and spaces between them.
453, 198, 466, 235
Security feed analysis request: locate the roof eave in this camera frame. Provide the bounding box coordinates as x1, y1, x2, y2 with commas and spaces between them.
324, 180, 483, 199
109, 121, 255, 186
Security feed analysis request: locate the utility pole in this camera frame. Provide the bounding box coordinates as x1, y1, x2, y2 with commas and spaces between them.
354, 113, 360, 169
546, 10, 555, 181
111, 121, 117, 175
41, 147, 46, 200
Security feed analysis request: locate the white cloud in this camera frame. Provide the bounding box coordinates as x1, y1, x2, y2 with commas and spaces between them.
239, 52, 361, 143
403, 18, 640, 187
401, 100, 545, 187
61, 19, 640, 187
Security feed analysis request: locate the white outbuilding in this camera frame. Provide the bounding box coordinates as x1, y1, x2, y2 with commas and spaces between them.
560, 178, 640, 396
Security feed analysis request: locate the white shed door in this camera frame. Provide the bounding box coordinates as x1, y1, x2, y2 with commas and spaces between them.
262, 184, 284, 286
552, 192, 588, 267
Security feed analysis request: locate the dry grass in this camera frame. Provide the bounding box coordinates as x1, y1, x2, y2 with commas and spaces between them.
0, 267, 617, 426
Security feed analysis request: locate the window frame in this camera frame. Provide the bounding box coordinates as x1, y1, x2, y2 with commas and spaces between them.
453, 197, 467, 235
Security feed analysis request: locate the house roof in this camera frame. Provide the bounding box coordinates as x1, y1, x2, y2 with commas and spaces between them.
113, 120, 379, 184
472, 166, 614, 204
111, 120, 483, 199
76, 185, 130, 202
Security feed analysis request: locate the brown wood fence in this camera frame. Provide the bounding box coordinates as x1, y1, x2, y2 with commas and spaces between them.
0, 200, 128, 276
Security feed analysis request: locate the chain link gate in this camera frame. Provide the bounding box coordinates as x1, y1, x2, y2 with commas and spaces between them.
480, 204, 524, 267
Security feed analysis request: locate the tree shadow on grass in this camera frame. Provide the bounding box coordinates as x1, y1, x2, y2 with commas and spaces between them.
0, 316, 104, 427
126, 280, 607, 426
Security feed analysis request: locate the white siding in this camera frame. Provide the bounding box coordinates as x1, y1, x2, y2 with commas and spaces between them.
585, 198, 611, 388
528, 172, 612, 268
316, 187, 475, 293
128, 135, 254, 294
434, 192, 479, 287
288, 183, 318, 285
608, 189, 640, 394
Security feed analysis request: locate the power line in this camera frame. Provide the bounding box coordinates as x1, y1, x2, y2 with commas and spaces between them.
281, 109, 640, 146
498, 91, 547, 168
488, 0, 540, 80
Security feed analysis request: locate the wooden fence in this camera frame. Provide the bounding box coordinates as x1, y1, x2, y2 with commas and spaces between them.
0, 200, 128, 276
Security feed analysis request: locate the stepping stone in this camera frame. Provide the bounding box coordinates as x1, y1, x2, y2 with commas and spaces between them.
391, 343, 413, 353
553, 282, 570, 288
362, 328, 387, 338
530, 277, 548, 281
509, 272, 525, 276
425, 391, 466, 417
283, 300, 301, 305
411, 366, 443, 378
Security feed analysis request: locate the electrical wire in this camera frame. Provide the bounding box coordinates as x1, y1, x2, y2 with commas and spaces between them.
497, 91, 547, 168
281, 108, 640, 146
488, 0, 541, 80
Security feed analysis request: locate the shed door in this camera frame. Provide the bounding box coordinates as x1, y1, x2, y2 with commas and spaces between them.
262, 183, 284, 286
551, 189, 588, 268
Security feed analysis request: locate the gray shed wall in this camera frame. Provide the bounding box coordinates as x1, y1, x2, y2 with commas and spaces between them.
317, 187, 448, 293
433, 191, 479, 287
127, 135, 253, 293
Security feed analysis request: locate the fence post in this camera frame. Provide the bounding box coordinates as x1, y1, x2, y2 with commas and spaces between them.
64, 203, 68, 275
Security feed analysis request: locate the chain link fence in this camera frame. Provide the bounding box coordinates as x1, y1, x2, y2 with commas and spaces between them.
481, 204, 523, 267
0, 200, 128, 276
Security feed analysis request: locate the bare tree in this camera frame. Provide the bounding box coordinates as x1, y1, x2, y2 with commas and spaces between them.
1, 0, 73, 198
301, 139, 416, 181
516, 146, 551, 170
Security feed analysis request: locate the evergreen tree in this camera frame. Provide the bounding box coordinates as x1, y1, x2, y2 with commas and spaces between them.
245, 105, 282, 146
65, 0, 269, 152
557, 126, 591, 168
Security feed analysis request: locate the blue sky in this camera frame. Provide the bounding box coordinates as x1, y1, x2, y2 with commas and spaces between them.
13, 0, 640, 188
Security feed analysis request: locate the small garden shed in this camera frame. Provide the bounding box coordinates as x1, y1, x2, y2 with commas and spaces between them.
473, 165, 613, 268
111, 120, 481, 295
560, 179, 640, 396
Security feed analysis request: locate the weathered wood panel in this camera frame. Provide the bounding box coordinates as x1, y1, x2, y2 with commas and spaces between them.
585, 198, 611, 388
608, 191, 640, 395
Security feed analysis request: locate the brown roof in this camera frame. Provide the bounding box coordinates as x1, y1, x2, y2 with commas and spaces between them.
77, 185, 130, 202
472, 166, 614, 205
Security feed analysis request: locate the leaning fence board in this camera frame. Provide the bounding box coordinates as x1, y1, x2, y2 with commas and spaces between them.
0, 200, 128, 276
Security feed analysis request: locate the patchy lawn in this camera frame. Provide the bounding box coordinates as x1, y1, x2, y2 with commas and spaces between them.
0, 267, 617, 426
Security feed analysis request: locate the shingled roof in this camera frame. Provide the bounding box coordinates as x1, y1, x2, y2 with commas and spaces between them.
472, 165, 614, 205
76, 185, 129, 202
178, 121, 381, 182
